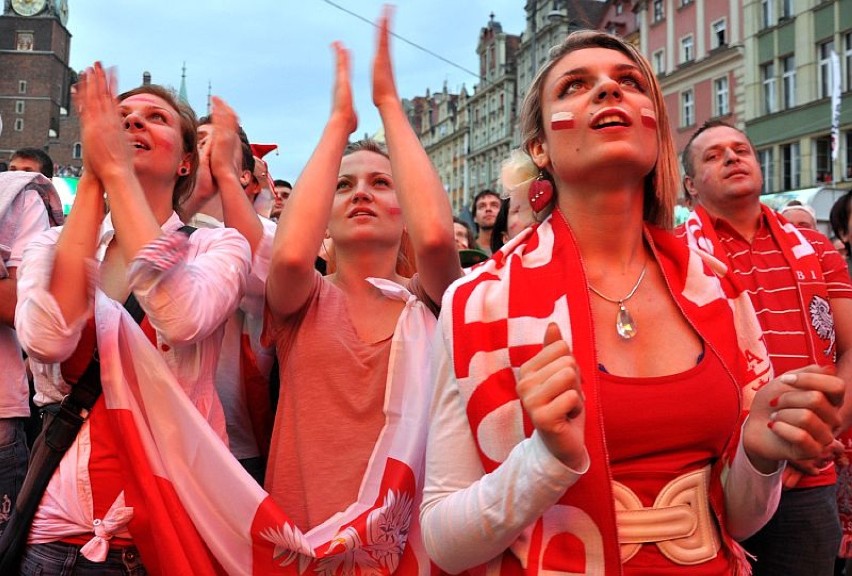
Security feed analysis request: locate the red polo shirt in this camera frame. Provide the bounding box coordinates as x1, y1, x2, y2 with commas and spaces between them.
679, 212, 852, 488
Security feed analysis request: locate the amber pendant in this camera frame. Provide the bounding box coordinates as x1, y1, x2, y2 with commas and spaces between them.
616, 303, 637, 339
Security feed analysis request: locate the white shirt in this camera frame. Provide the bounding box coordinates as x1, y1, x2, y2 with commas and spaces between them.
0, 189, 49, 418
15, 211, 251, 547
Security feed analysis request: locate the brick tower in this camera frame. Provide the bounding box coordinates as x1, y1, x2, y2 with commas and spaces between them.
0, 0, 73, 164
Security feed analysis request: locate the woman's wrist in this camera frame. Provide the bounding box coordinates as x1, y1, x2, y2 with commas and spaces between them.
742, 415, 783, 474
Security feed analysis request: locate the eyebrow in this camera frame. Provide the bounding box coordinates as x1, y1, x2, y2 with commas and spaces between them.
118, 103, 174, 117
556, 62, 641, 79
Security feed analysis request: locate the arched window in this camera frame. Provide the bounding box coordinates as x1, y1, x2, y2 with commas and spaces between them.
72, 142, 82, 159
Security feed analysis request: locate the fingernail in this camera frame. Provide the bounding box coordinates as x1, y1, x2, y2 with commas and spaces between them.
767, 421, 775, 429
779, 374, 797, 384
770, 411, 778, 420
769, 397, 779, 407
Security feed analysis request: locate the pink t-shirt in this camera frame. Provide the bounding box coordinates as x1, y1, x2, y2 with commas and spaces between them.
263, 272, 435, 531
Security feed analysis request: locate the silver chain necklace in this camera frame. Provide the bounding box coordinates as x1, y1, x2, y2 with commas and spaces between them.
588, 264, 647, 340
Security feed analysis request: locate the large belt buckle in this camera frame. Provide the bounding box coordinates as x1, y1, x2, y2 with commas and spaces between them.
613, 466, 720, 565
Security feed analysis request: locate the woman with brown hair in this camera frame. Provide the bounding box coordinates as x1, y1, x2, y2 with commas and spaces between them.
13, 64, 250, 574
421, 31, 843, 575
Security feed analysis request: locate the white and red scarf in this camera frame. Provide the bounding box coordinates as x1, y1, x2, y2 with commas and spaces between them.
682, 204, 835, 367
443, 211, 771, 575
94, 277, 435, 575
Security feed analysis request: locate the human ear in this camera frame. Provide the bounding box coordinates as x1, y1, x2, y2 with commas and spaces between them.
683, 175, 697, 200
528, 138, 549, 171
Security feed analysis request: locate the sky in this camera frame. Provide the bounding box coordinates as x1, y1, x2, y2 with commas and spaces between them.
65, 0, 529, 182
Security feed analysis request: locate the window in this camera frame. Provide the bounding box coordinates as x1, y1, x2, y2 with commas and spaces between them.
761, 62, 776, 114
15, 32, 33, 51
72, 142, 82, 160
761, 0, 774, 29
815, 136, 833, 182
782, 142, 800, 189
759, 149, 774, 193
15, 101, 24, 114
14, 119, 24, 132
681, 89, 695, 127
681, 0, 693, 5
782, 55, 796, 109
652, 49, 665, 75
653, 0, 664, 22
818, 40, 835, 99
845, 33, 852, 91
780, 0, 793, 19
681, 35, 694, 64
714, 76, 729, 116
18, 80, 26, 94
712, 19, 726, 49
616, 2, 623, 15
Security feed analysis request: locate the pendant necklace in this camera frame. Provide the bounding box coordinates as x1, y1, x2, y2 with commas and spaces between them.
588, 264, 647, 340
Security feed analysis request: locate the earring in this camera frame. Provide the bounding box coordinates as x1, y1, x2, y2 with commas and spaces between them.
528, 171, 553, 213
178, 166, 189, 176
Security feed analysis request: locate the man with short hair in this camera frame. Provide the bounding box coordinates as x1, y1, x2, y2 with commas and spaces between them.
472, 189, 500, 255
270, 179, 292, 222
9, 148, 53, 179
180, 104, 276, 485
679, 120, 852, 575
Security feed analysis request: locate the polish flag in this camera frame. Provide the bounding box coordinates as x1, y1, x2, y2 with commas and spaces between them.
95, 286, 435, 576
550, 111, 575, 130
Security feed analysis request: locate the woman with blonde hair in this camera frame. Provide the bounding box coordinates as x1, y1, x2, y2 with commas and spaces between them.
421, 30, 843, 574
262, 8, 460, 573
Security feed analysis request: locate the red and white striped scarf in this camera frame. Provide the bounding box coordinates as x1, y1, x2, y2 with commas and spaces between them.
95, 278, 435, 575
443, 211, 771, 575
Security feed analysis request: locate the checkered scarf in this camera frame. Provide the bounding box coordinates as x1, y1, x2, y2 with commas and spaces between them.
443, 210, 770, 574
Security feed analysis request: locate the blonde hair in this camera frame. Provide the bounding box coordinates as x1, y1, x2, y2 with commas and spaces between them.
518, 30, 678, 229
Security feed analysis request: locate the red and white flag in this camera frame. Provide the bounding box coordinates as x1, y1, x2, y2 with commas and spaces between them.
96, 280, 435, 576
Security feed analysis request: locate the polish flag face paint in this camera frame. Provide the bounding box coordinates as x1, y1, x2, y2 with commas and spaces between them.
640, 108, 657, 128
551, 111, 575, 130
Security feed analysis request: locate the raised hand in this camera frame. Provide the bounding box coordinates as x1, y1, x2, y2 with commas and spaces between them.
330, 41, 357, 135
371, 5, 399, 110
517, 323, 586, 469
744, 365, 844, 473
209, 96, 243, 183
73, 62, 133, 185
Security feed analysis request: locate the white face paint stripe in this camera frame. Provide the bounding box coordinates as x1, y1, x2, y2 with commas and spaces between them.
640, 107, 657, 127
551, 111, 575, 130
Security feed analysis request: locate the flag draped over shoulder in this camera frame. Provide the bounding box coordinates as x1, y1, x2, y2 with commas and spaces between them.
95, 278, 435, 576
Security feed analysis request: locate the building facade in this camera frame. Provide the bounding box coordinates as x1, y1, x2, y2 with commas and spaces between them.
637, 0, 745, 152
405, 84, 471, 214
466, 15, 521, 202
743, 0, 852, 193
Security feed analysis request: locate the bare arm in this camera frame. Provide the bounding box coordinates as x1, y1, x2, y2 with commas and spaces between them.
267, 43, 357, 319
209, 96, 264, 255
372, 8, 462, 303
47, 172, 104, 326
